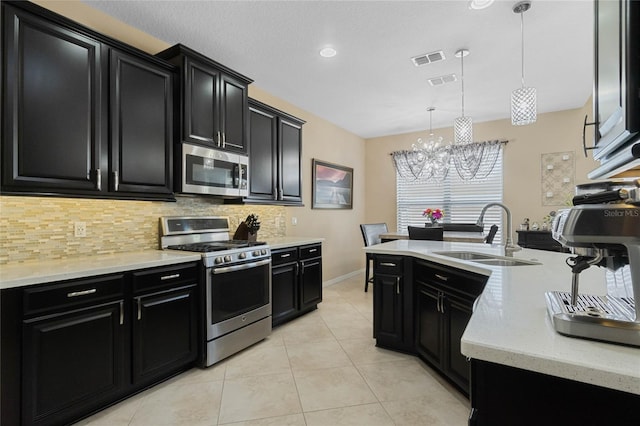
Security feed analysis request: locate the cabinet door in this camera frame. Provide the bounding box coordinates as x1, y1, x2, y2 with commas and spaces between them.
279, 119, 303, 202
132, 285, 197, 385
373, 273, 404, 347
271, 262, 299, 326
415, 283, 444, 368
248, 105, 278, 200
183, 58, 220, 146
300, 258, 322, 309
110, 50, 173, 196
2, 5, 102, 193
22, 301, 125, 426
220, 74, 248, 153
444, 294, 473, 392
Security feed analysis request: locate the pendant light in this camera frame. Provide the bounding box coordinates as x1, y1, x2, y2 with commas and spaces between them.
511, 1, 537, 125
454, 49, 473, 144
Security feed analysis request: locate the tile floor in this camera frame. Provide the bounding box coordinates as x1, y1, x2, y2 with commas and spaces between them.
75, 273, 470, 425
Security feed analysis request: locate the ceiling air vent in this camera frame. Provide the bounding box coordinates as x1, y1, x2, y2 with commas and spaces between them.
428, 73, 457, 86
411, 50, 446, 67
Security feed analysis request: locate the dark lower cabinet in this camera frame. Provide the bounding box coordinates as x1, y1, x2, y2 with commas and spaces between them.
469, 359, 640, 426
414, 261, 485, 394
1, 262, 200, 426
22, 301, 126, 426
132, 285, 197, 386
271, 244, 322, 326
372, 255, 413, 352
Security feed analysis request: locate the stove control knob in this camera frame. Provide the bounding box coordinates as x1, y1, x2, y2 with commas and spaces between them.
214, 257, 224, 265
224, 255, 232, 263
253, 250, 261, 257
261, 249, 268, 255
238, 252, 246, 260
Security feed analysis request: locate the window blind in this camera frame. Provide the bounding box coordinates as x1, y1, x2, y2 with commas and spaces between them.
396, 152, 504, 242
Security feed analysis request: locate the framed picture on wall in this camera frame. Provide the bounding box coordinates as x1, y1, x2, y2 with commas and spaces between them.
312, 159, 353, 209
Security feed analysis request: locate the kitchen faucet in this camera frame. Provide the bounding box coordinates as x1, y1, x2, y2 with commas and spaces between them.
476, 202, 521, 256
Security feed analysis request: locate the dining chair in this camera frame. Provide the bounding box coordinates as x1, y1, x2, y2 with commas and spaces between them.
360, 223, 388, 292
407, 226, 444, 241
485, 224, 499, 244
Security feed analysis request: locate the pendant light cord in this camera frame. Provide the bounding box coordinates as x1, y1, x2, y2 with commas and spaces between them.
520, 10, 526, 88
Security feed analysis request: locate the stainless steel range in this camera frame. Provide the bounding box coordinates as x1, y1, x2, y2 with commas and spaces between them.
160, 216, 271, 367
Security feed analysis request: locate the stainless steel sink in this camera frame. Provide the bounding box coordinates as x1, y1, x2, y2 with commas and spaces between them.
472, 258, 539, 267
433, 251, 496, 260
434, 251, 540, 267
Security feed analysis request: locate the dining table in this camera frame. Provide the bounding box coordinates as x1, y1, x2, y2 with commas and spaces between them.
380, 231, 486, 243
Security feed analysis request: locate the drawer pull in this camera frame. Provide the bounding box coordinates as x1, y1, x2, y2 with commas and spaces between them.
309, 248, 317, 253
160, 273, 180, 281
435, 273, 449, 281
380, 262, 396, 267
67, 288, 97, 298
280, 253, 291, 258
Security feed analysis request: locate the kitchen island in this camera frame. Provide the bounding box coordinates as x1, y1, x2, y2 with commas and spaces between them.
364, 239, 639, 424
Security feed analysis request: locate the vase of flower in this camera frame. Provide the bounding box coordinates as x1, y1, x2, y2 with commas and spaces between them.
422, 208, 444, 227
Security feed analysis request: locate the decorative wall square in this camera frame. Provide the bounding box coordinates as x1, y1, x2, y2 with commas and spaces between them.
541, 151, 574, 206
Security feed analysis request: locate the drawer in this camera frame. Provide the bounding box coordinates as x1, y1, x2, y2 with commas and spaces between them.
132, 262, 200, 295
374, 255, 403, 275
23, 274, 125, 317
271, 248, 299, 266
300, 244, 321, 260
414, 260, 487, 298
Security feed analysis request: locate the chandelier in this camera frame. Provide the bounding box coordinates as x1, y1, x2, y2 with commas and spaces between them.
511, 1, 537, 125
392, 137, 507, 182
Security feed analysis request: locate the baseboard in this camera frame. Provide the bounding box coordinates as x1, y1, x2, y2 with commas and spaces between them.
323, 269, 364, 287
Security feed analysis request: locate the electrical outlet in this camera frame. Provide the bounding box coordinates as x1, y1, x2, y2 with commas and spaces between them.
291, 217, 298, 226
74, 222, 87, 237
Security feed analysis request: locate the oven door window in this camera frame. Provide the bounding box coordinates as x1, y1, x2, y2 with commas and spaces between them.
210, 263, 270, 324
186, 154, 246, 189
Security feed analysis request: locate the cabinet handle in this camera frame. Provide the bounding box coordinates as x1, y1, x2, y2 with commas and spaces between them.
300, 262, 305, 276
222, 132, 226, 148
216, 132, 222, 147
160, 273, 180, 281
440, 294, 446, 314
295, 263, 299, 275
436, 293, 441, 313
67, 288, 97, 298
119, 300, 124, 325
435, 273, 449, 281
396, 277, 400, 294
280, 253, 291, 258
137, 298, 142, 320
113, 170, 119, 191
96, 168, 101, 191
380, 262, 396, 267
309, 248, 317, 253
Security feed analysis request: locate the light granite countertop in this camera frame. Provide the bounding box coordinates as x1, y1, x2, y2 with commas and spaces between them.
0, 251, 202, 290
0, 238, 324, 290
364, 239, 640, 395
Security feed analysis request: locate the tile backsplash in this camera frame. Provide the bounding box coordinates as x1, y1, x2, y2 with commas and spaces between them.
0, 195, 286, 265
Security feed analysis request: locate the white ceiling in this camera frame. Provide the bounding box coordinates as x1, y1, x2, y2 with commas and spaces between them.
83, 0, 594, 139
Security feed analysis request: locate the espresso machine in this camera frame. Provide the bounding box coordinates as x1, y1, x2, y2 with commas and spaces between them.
545, 179, 640, 347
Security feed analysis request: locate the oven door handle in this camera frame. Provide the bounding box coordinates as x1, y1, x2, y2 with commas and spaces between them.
212, 258, 271, 274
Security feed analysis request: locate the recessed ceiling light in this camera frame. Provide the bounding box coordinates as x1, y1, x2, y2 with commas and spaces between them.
319, 47, 337, 58
469, 0, 495, 10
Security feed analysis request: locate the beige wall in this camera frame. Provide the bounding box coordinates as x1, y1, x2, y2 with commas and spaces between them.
366, 100, 600, 236
1, 1, 603, 278
1, 1, 368, 281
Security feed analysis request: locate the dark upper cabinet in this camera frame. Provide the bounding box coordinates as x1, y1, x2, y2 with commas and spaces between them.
2, 4, 103, 193
110, 49, 173, 195
1, 1, 176, 200
156, 44, 252, 154
247, 99, 304, 205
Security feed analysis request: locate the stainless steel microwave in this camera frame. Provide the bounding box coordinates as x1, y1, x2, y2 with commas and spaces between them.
179, 143, 248, 197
